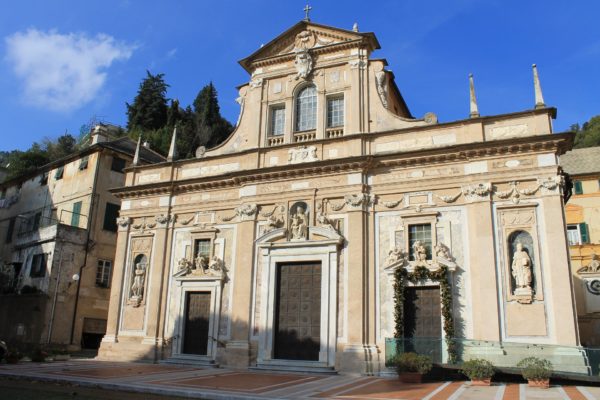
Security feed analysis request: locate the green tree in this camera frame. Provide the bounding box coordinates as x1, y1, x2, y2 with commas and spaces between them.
192, 82, 233, 150
44, 134, 78, 161
126, 71, 169, 132
5, 143, 50, 180
573, 115, 600, 148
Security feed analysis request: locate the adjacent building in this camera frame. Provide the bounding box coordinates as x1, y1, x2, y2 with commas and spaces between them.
98, 20, 583, 374
0, 126, 164, 349
561, 147, 600, 346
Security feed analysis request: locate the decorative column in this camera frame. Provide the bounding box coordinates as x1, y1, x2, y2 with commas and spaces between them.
339, 193, 379, 374
98, 216, 131, 357
223, 203, 258, 367
143, 214, 174, 349
463, 183, 502, 341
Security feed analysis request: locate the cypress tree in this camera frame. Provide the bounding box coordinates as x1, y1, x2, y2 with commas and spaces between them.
192, 82, 233, 149
126, 71, 169, 131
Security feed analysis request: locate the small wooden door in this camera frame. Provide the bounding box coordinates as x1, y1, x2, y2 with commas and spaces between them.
403, 286, 442, 360
182, 291, 211, 355
274, 262, 321, 361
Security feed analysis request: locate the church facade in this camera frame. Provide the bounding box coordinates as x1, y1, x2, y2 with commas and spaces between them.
98, 20, 582, 374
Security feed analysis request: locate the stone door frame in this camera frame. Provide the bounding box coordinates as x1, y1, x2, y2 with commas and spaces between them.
256, 227, 343, 368
172, 278, 222, 361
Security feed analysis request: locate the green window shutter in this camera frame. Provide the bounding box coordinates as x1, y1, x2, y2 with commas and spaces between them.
574, 181, 583, 194
71, 201, 82, 227
580, 223, 590, 244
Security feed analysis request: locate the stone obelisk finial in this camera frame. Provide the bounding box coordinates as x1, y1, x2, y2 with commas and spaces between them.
532, 64, 545, 109
469, 73, 480, 118
167, 126, 177, 162
132, 135, 141, 166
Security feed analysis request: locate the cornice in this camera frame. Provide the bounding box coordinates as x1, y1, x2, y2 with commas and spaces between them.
112, 132, 570, 200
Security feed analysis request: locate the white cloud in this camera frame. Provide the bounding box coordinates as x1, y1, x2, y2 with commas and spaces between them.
5, 29, 134, 112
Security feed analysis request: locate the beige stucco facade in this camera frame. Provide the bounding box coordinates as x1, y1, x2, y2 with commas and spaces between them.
0, 129, 163, 349
99, 21, 582, 374
561, 148, 600, 347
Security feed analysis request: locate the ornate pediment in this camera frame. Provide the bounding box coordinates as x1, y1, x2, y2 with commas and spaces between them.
239, 21, 379, 72
174, 256, 227, 281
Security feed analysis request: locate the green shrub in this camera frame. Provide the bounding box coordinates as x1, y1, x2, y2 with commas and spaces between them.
517, 357, 552, 381
461, 358, 495, 380
392, 352, 433, 374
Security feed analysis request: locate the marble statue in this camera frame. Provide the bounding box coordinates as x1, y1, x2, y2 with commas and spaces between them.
511, 242, 532, 291
130, 262, 146, 307
290, 206, 308, 240
412, 240, 427, 262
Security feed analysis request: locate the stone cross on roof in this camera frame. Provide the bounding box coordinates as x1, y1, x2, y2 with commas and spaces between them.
303, 4, 312, 21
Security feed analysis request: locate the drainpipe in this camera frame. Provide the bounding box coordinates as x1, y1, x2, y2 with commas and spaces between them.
47, 242, 64, 344
69, 151, 101, 345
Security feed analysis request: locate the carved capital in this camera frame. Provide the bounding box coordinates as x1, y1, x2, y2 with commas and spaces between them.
116, 216, 131, 229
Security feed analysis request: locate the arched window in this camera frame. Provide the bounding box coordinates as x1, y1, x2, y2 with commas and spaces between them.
295, 85, 317, 131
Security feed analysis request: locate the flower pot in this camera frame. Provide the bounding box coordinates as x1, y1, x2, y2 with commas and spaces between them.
6, 356, 19, 364
528, 379, 550, 389
470, 378, 491, 386
398, 372, 425, 383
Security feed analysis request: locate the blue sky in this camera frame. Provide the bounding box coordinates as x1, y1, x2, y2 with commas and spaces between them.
0, 0, 598, 151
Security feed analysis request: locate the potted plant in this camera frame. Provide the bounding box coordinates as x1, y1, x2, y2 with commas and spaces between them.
461, 358, 495, 386
5, 350, 22, 364
517, 357, 552, 388
393, 352, 433, 383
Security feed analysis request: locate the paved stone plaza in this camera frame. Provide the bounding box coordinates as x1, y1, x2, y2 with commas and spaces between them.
1, 360, 599, 399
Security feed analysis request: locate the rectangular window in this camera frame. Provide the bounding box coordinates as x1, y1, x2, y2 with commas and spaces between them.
30, 253, 46, 278
270, 106, 285, 136
96, 260, 112, 288
408, 224, 432, 260
71, 201, 82, 227
327, 96, 344, 128
567, 224, 581, 245
79, 156, 89, 170
194, 239, 211, 259
5, 217, 15, 244
54, 166, 64, 180
40, 172, 48, 186
574, 181, 583, 195
103, 202, 120, 232
111, 156, 126, 173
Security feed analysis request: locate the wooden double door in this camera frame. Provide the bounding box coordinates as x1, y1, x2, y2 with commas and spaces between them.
182, 291, 211, 355
403, 286, 442, 360
274, 262, 322, 361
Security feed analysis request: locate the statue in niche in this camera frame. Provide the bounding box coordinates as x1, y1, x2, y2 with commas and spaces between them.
290, 206, 308, 240
511, 242, 532, 293
129, 257, 147, 307
578, 254, 600, 274
412, 240, 428, 263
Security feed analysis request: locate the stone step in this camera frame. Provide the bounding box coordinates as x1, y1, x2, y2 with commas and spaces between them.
250, 362, 337, 375
160, 357, 220, 368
